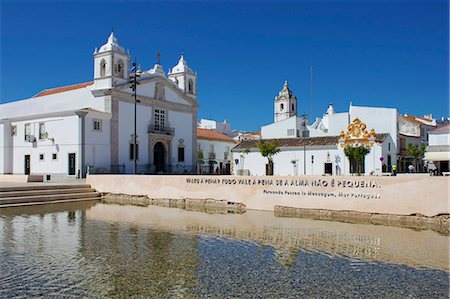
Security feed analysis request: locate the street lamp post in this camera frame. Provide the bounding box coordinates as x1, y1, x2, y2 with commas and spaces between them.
129, 58, 141, 174
301, 114, 308, 175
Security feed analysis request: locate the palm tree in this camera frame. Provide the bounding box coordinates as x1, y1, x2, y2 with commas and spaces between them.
257, 140, 280, 175
344, 145, 371, 175
406, 143, 426, 171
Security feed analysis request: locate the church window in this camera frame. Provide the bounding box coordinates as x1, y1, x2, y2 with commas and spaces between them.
52, 153, 57, 160
178, 147, 185, 162
178, 139, 185, 162
154, 82, 165, 100
93, 119, 102, 131
280, 103, 284, 111
24, 123, 31, 141
100, 59, 106, 77
129, 143, 139, 160
154, 109, 166, 132
39, 154, 44, 161
287, 129, 295, 136
224, 146, 230, 160
292, 103, 295, 112
39, 122, 46, 140
118, 60, 124, 78
188, 79, 194, 94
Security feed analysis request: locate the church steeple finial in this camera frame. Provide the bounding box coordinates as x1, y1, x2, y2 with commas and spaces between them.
157, 50, 161, 65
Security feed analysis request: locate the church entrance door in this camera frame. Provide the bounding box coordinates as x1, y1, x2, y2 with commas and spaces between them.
154, 142, 165, 173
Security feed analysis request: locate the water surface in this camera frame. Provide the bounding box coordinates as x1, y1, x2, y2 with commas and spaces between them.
0, 202, 448, 298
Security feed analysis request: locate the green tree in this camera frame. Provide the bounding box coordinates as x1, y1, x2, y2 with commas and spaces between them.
344, 145, 371, 175
406, 143, 426, 171
257, 140, 280, 175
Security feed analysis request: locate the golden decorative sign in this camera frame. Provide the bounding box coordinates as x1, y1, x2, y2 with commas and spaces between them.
339, 118, 376, 147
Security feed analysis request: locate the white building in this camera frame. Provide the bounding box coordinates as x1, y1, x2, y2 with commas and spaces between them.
197, 128, 236, 174
198, 118, 238, 138
424, 124, 450, 174
233, 127, 388, 176
0, 32, 199, 177
232, 82, 402, 176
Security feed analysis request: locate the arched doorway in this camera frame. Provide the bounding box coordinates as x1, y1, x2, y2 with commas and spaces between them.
154, 142, 165, 173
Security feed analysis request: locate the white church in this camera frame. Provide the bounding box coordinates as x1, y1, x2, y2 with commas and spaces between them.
233, 81, 398, 176
0, 33, 199, 177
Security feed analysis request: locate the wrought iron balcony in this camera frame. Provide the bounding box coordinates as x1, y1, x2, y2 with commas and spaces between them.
208, 152, 216, 160
148, 124, 175, 136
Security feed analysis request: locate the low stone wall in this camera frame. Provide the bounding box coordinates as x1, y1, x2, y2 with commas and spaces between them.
102, 193, 246, 214
87, 174, 450, 217
274, 205, 449, 234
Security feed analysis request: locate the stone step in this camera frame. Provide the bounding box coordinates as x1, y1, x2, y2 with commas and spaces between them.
0, 197, 99, 208
0, 192, 101, 206
0, 184, 91, 193
0, 188, 97, 198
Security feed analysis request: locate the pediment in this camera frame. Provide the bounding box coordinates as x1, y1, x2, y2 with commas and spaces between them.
114, 76, 198, 108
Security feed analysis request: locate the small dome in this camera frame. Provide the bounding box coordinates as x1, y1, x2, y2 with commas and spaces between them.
168, 54, 194, 75
147, 64, 166, 77
278, 81, 293, 98
98, 32, 126, 54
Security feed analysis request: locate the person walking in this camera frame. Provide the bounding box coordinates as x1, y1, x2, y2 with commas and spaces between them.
392, 164, 397, 176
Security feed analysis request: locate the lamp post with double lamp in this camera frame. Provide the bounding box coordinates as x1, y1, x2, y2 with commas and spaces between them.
129, 58, 142, 174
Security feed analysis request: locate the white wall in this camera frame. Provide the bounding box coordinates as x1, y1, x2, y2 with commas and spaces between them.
10, 116, 79, 175
198, 138, 235, 169
234, 142, 385, 176
170, 110, 194, 167
85, 113, 111, 172
118, 101, 151, 172
429, 133, 450, 146
233, 146, 342, 176
262, 116, 299, 139
350, 106, 399, 147
0, 122, 13, 174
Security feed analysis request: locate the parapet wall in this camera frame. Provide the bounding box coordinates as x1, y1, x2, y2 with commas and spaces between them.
86, 175, 450, 217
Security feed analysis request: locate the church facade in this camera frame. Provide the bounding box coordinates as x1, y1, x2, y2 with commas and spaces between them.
0, 33, 199, 176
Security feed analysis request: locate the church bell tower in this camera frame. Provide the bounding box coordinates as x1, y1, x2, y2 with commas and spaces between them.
274, 81, 297, 122
93, 32, 130, 90
168, 54, 198, 100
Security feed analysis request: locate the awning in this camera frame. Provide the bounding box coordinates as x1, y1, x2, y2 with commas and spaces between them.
424, 151, 450, 161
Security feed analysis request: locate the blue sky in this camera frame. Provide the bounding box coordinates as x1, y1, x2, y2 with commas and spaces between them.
1, 0, 448, 131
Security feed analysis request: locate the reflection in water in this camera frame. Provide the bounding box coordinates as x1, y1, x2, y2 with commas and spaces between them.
0, 202, 448, 298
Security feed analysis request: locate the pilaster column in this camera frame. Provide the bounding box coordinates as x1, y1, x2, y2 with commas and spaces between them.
75, 110, 88, 178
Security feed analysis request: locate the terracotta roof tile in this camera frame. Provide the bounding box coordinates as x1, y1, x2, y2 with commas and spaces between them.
403, 114, 435, 126
233, 134, 389, 150
34, 81, 93, 97
197, 128, 236, 142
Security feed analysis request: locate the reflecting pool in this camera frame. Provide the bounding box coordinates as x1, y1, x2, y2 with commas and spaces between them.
0, 201, 448, 298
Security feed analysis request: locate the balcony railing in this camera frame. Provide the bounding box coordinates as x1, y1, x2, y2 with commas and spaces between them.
148, 124, 175, 136
208, 152, 216, 160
